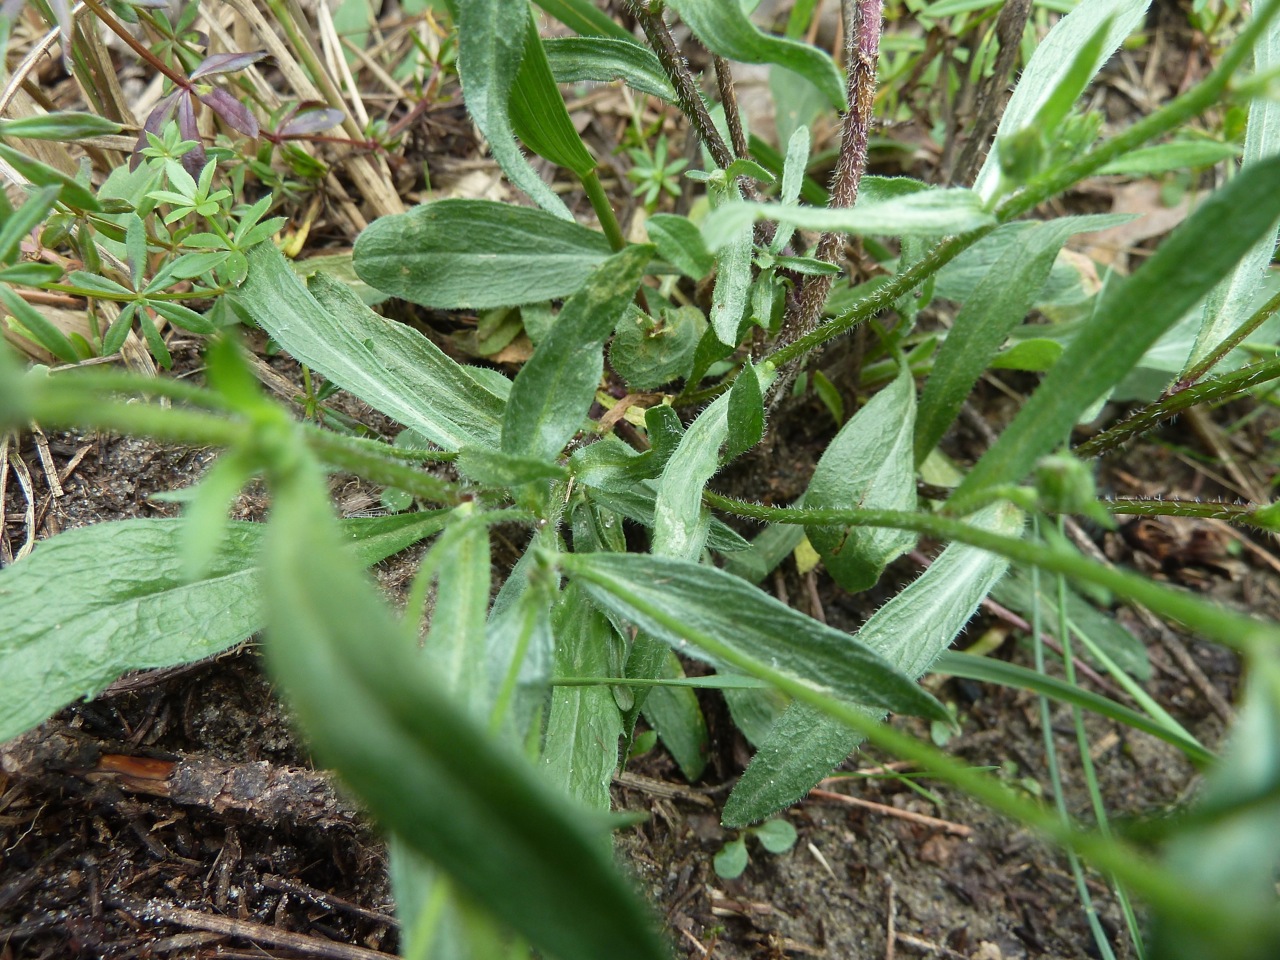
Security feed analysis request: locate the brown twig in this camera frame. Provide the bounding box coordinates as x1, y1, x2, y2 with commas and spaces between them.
113, 899, 395, 960
779, 0, 884, 359
714, 56, 749, 160
808, 788, 974, 836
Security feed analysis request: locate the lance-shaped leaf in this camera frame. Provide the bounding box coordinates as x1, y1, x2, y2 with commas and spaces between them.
710, 218, 753, 344
456, 0, 570, 217
353, 199, 614, 310
702, 188, 994, 252
915, 216, 1123, 463
952, 153, 1280, 507
534, 0, 636, 40
262, 455, 668, 960
972, 0, 1150, 201
666, 0, 846, 111
544, 37, 676, 102
237, 244, 506, 451
1188, 1, 1280, 370
652, 390, 730, 560
722, 504, 1023, 826
0, 512, 446, 742
557, 551, 949, 723
543, 584, 624, 812
806, 360, 916, 593
502, 245, 652, 462
510, 18, 597, 178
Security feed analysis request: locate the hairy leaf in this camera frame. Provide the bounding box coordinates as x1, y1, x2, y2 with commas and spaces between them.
723, 504, 1021, 825
544, 37, 675, 102
353, 199, 613, 310
237, 244, 506, 451
558, 552, 950, 723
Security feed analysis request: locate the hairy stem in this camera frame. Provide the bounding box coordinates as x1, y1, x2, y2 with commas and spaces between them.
1177, 287, 1280, 389
1073, 355, 1280, 459
713, 56, 749, 159
625, 0, 734, 170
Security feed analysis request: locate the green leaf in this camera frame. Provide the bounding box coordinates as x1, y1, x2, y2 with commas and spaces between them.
652, 390, 731, 559
933, 652, 1209, 765
1097, 139, 1242, 175
714, 838, 749, 878
770, 125, 811, 254
973, 0, 1150, 201
725, 361, 764, 462
1188, 2, 1280, 371
148, 300, 216, 335
457, 447, 570, 487
0, 512, 445, 742
989, 338, 1063, 372
502, 245, 651, 461
666, 0, 846, 111
510, 17, 597, 177
544, 37, 676, 102
585, 484, 750, 554
0, 143, 100, 211
423, 509, 492, 707
534, 0, 636, 41
353, 199, 614, 310
703, 189, 994, 252
0, 112, 122, 140
1151, 650, 1280, 960
236, 244, 506, 450
751, 818, 798, 854
722, 504, 1021, 826
543, 584, 625, 812
0, 282, 80, 364
806, 360, 916, 593
645, 213, 715, 279
262, 455, 668, 960
709, 216, 753, 346
915, 218, 1100, 463
609, 304, 706, 390
456, 0, 571, 217
0, 186, 59, 265
952, 154, 1280, 507
639, 650, 709, 782
558, 551, 950, 723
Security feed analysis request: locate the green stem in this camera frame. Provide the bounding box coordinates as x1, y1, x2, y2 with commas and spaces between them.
581, 170, 627, 252
1073, 356, 1280, 459
1179, 287, 1280, 388
562, 556, 1277, 948
760, 0, 1280, 370
700, 492, 1280, 654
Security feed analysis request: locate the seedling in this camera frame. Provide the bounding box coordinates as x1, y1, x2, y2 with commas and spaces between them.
713, 818, 799, 880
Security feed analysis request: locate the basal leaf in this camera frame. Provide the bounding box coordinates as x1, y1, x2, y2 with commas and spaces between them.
652, 391, 731, 559
558, 551, 949, 724
703, 189, 994, 252
972, 0, 1150, 201
457, 447, 570, 487
237, 244, 506, 451
952, 154, 1280, 507
543, 584, 624, 811
586, 484, 750, 554
262, 456, 667, 960
544, 37, 676, 103
806, 360, 916, 592
423, 510, 493, 706
722, 504, 1022, 826
353, 199, 613, 310
639, 650, 710, 782
456, 0, 571, 216
725, 361, 764, 462
609, 304, 706, 390
502, 245, 652, 461
666, 0, 846, 110
0, 512, 445, 742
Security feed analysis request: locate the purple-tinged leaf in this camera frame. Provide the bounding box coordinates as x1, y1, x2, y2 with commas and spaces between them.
279, 106, 346, 137
176, 95, 206, 177
190, 50, 267, 79
198, 87, 259, 138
